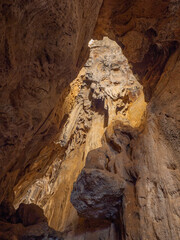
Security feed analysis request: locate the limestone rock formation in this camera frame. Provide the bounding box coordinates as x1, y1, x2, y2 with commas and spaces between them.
0, 1, 179, 239
71, 168, 125, 220
71, 43, 180, 240
94, 0, 180, 100
13, 37, 146, 239
0, 201, 63, 239
0, 0, 103, 204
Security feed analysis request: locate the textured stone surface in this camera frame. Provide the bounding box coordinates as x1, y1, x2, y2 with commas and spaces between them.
14, 38, 146, 239
0, 1, 179, 239
71, 46, 180, 240
16, 203, 47, 227
131, 46, 180, 240
94, 0, 180, 100
0, 202, 63, 239
0, 0, 103, 204
71, 168, 125, 220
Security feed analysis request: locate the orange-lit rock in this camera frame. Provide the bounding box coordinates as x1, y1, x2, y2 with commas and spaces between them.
0, 0, 103, 204
14, 37, 147, 239
0, 1, 179, 239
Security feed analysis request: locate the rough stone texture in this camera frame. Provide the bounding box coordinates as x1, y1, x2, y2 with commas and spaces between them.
71, 119, 138, 222
14, 38, 146, 239
71, 168, 125, 220
94, 0, 180, 100
0, 1, 179, 239
0, 0, 103, 204
71, 46, 180, 240
131, 46, 180, 240
0, 202, 63, 239
16, 203, 47, 226
70, 119, 141, 237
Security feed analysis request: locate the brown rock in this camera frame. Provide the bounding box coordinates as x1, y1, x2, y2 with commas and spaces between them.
10, 36, 147, 240
0, 1, 179, 238
16, 203, 47, 226
0, 0, 103, 204
85, 148, 108, 170
71, 168, 125, 220
0, 200, 16, 221
94, 0, 180, 100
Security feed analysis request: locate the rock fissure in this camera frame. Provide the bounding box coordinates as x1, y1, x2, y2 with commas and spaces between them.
0, 1, 180, 239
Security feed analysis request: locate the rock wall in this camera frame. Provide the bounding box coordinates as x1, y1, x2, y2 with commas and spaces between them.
0, 0, 179, 239
0, 0, 103, 204
70, 0, 180, 237
71, 46, 180, 240
14, 37, 146, 239
94, 0, 180, 100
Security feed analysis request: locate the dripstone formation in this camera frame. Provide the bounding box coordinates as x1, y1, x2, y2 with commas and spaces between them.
14, 38, 146, 239
0, 0, 179, 239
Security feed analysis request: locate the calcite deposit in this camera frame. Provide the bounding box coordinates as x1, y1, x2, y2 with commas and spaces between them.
0, 0, 103, 204
0, 0, 179, 239
13, 37, 146, 239
94, 0, 180, 101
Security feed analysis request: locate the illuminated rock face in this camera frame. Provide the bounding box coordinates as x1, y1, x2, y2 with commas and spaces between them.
94, 0, 180, 101
0, 0, 103, 204
71, 45, 180, 240
0, 1, 179, 239
13, 38, 146, 239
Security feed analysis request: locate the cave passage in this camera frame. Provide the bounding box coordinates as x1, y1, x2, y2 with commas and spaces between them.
0, 0, 179, 239
11, 37, 147, 239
